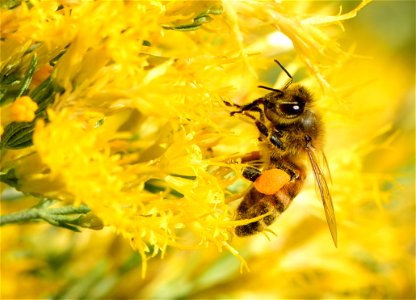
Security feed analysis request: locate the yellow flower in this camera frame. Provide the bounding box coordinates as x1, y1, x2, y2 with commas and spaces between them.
2, 0, 413, 298
10, 96, 38, 122
0, 0, 369, 267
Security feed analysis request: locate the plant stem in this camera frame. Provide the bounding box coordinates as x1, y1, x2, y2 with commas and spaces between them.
0, 207, 41, 225
0, 204, 91, 226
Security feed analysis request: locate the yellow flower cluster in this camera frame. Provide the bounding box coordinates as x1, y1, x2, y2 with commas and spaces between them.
0, 96, 38, 125
3, 0, 368, 273
4, 3, 412, 297
10, 96, 38, 122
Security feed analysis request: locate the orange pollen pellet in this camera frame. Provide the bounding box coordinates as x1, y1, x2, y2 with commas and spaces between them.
254, 168, 291, 195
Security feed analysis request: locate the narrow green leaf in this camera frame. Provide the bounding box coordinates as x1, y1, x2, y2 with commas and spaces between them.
17, 54, 37, 97
0, 121, 35, 149
0, 168, 18, 187
162, 5, 223, 31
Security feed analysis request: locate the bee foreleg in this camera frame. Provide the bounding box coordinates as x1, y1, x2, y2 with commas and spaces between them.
228, 100, 266, 120
255, 120, 268, 136
231, 107, 266, 125
232, 99, 264, 112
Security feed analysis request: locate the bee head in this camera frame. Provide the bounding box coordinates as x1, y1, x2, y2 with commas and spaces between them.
260, 84, 312, 125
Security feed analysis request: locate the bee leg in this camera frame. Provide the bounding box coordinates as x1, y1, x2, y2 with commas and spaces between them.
269, 130, 285, 150
255, 120, 268, 136
255, 124, 285, 151
235, 163, 306, 237
270, 157, 301, 181
272, 165, 306, 212
228, 100, 267, 122
230, 108, 266, 128
229, 99, 264, 114
242, 166, 262, 182
239, 150, 261, 163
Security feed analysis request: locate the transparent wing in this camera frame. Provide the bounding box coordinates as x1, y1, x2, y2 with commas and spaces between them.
322, 151, 333, 184
306, 146, 338, 247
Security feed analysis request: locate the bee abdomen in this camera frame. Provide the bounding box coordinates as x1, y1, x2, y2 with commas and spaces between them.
235, 221, 262, 236
234, 191, 286, 236
234, 176, 304, 236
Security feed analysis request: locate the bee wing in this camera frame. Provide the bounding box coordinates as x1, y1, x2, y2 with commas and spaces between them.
306, 146, 338, 247
322, 151, 333, 184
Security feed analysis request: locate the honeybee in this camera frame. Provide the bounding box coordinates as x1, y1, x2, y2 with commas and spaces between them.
227, 60, 337, 246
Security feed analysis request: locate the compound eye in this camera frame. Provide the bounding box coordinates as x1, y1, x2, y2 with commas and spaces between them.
278, 101, 305, 116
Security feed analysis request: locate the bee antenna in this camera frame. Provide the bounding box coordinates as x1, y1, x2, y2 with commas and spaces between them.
257, 85, 283, 93
274, 59, 293, 87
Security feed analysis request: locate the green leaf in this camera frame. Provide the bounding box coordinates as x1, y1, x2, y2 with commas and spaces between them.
77, 212, 104, 230
162, 4, 223, 31
0, 73, 64, 150
17, 54, 37, 97
144, 178, 184, 198
142, 40, 152, 46
31, 76, 64, 113
0, 168, 18, 187
0, 121, 35, 149
0, 53, 37, 105
0, 199, 103, 232
0, 0, 22, 10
